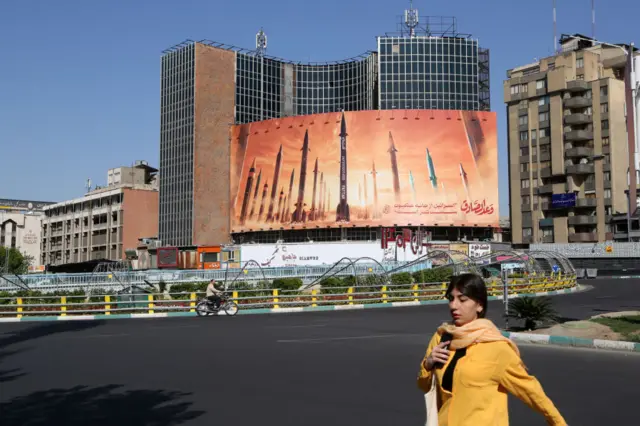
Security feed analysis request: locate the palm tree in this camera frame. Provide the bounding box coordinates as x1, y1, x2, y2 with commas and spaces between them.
507, 296, 559, 331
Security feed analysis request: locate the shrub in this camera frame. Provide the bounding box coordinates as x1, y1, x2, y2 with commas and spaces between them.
390, 272, 413, 285
507, 296, 558, 330
272, 277, 303, 291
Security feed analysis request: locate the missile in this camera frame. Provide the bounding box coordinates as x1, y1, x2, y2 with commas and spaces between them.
318, 172, 324, 219
239, 158, 256, 226
276, 188, 284, 222
266, 145, 283, 223
426, 148, 438, 191
309, 158, 319, 221
293, 131, 310, 223
370, 161, 380, 219
284, 169, 295, 223
388, 132, 401, 202
363, 173, 369, 219
249, 168, 262, 220
258, 180, 269, 222
335, 112, 350, 222
409, 170, 417, 203
460, 163, 471, 200
280, 195, 287, 223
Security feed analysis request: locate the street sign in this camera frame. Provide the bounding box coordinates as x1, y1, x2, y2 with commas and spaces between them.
552, 264, 560, 273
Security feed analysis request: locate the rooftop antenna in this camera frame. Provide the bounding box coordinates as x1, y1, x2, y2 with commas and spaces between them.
592, 0, 595, 40
86, 178, 92, 193
404, 0, 419, 38
553, 0, 558, 54
255, 28, 267, 58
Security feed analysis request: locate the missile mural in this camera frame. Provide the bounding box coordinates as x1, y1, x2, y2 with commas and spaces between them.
239, 158, 256, 226
335, 112, 350, 222
370, 161, 380, 219
280, 195, 287, 223
309, 158, 319, 221
284, 169, 295, 223
460, 163, 471, 200
293, 131, 310, 223
388, 132, 401, 203
426, 148, 438, 191
266, 145, 283, 223
257, 180, 269, 222
249, 169, 262, 220
409, 170, 417, 203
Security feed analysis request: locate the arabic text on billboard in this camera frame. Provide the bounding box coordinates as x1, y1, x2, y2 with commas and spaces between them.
551, 193, 577, 209
230, 110, 498, 231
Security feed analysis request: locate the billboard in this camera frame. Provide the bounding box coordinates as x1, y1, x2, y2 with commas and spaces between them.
230, 109, 498, 232
551, 193, 577, 209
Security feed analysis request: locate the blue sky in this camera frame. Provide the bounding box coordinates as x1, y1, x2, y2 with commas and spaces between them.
1, 0, 638, 217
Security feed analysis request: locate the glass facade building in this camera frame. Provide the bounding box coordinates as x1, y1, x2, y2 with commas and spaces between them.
378, 36, 489, 111
159, 44, 195, 247
235, 52, 378, 124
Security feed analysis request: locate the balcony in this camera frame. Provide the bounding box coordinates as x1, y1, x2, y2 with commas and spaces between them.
519, 139, 529, 148
566, 164, 594, 175
536, 184, 554, 194
568, 232, 598, 242
566, 80, 589, 92
568, 215, 598, 226
565, 147, 594, 158
564, 96, 591, 109
542, 235, 555, 243
564, 113, 592, 126
565, 130, 594, 142
584, 181, 596, 192
522, 236, 534, 244
539, 218, 554, 227
539, 136, 551, 145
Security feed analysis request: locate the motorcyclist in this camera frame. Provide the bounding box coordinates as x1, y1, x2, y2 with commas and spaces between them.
206, 279, 224, 310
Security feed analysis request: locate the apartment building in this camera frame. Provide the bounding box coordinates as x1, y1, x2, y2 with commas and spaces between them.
41, 162, 159, 266
505, 34, 638, 244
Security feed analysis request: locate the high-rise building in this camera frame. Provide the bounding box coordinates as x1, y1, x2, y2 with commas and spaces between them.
377, 16, 490, 111
505, 34, 639, 244
159, 7, 490, 247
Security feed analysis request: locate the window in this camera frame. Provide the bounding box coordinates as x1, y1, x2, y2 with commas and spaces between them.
603, 172, 611, 181
522, 212, 532, 222
604, 189, 612, 198
520, 147, 529, 156
522, 228, 533, 237
511, 85, 520, 95
542, 228, 554, 237
600, 86, 608, 97
576, 58, 584, 68
538, 96, 550, 106
519, 131, 529, 141
521, 179, 530, 189
576, 74, 584, 80
531, 129, 537, 141
602, 137, 609, 146
536, 80, 546, 90
539, 128, 548, 138
521, 83, 528, 93
522, 195, 530, 204
585, 90, 592, 99
601, 120, 609, 130
539, 112, 550, 122
520, 163, 529, 172
519, 115, 528, 126
600, 103, 609, 114
539, 161, 551, 168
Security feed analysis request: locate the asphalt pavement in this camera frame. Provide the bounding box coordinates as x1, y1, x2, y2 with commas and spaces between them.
0, 278, 639, 425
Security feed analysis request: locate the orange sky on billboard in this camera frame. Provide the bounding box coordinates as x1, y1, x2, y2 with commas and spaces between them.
230, 109, 498, 231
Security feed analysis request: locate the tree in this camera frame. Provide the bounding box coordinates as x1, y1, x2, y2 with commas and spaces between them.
0, 247, 33, 275
507, 296, 559, 331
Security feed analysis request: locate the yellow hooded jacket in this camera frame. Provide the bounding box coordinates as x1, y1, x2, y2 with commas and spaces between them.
417, 331, 567, 426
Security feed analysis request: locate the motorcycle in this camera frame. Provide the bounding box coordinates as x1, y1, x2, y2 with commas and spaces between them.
195, 293, 239, 317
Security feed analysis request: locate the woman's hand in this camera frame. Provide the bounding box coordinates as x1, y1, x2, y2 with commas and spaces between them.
424, 341, 451, 370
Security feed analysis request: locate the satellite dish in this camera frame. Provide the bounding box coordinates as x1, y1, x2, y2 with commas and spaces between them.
28, 203, 33, 210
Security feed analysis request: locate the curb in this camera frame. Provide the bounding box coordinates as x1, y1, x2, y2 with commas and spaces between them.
0, 285, 585, 324
592, 275, 640, 279
502, 330, 640, 353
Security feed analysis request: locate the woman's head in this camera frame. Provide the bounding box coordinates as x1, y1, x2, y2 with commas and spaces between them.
445, 273, 488, 326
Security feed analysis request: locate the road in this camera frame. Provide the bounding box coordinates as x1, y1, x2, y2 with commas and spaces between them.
1, 278, 639, 425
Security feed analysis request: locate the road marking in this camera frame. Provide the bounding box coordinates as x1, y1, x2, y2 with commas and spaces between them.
266, 324, 328, 329
277, 333, 425, 343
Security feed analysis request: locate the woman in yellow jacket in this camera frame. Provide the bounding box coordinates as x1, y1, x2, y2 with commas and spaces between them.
417, 273, 567, 426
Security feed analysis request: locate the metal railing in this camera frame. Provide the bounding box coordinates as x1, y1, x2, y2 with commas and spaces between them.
0, 275, 577, 318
